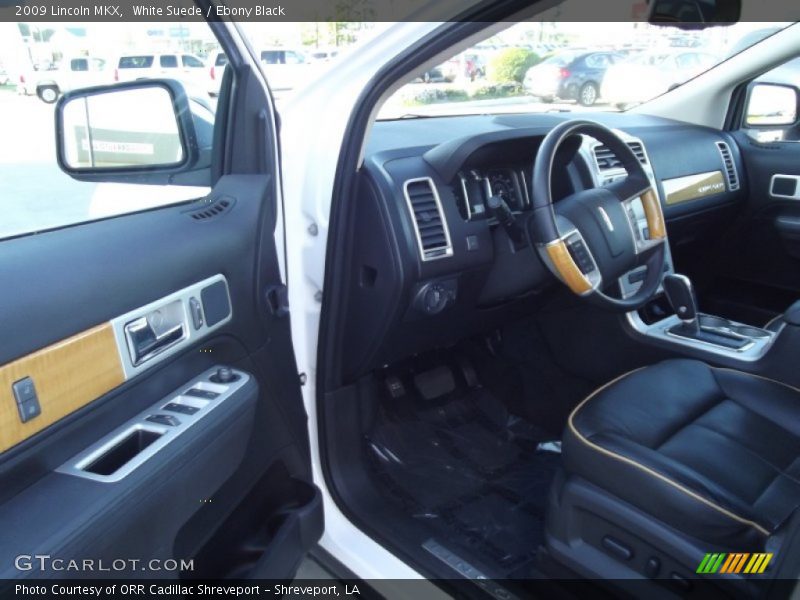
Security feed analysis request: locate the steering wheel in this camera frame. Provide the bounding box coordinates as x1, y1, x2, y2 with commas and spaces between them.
528, 120, 667, 311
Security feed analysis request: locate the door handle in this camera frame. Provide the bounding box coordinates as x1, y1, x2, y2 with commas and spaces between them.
124, 304, 185, 366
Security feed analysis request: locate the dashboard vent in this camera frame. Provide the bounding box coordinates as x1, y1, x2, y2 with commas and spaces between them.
716, 141, 740, 191
593, 142, 648, 171
404, 178, 453, 261
185, 196, 235, 221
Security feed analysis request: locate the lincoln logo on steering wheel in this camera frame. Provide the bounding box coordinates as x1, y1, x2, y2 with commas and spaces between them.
598, 206, 614, 232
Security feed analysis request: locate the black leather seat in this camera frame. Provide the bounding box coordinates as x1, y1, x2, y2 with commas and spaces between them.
562, 359, 800, 549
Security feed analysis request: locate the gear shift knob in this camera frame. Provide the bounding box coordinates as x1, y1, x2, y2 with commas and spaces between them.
663, 274, 699, 324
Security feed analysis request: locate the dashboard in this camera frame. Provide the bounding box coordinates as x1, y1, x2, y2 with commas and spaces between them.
338, 112, 746, 380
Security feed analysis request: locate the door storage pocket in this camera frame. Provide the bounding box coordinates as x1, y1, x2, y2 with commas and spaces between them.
184, 462, 323, 579
82, 428, 163, 476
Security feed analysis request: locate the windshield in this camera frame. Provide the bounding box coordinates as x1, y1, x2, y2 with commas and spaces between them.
378, 21, 793, 119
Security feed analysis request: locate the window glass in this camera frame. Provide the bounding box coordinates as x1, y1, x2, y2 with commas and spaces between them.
119, 56, 154, 69
182, 55, 204, 68
70, 58, 89, 72
744, 56, 800, 143
160, 55, 178, 69
260, 51, 283, 65
378, 21, 793, 119
1, 24, 216, 240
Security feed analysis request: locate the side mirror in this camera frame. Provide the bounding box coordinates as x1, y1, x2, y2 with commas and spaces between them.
648, 0, 741, 29
56, 80, 211, 185
746, 83, 799, 129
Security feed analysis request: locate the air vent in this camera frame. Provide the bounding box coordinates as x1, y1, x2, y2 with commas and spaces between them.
593, 142, 648, 171
185, 197, 235, 221
716, 141, 740, 191
403, 178, 453, 261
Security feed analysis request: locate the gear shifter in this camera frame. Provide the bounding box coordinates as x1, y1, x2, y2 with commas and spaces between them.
662, 273, 749, 349
663, 274, 699, 332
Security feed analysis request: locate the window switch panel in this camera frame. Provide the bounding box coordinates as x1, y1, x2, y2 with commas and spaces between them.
163, 402, 200, 415
184, 388, 219, 400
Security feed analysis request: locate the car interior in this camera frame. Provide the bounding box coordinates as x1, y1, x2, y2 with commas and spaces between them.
316, 18, 800, 600
2, 2, 800, 598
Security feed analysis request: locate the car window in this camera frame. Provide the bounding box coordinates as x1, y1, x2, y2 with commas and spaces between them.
1, 26, 216, 241
215, 53, 228, 67
284, 51, 305, 65
379, 21, 790, 119
744, 56, 800, 143
160, 55, 178, 69
119, 56, 154, 69
70, 58, 89, 72
261, 51, 284, 65
182, 55, 204, 68
585, 54, 610, 68
675, 53, 699, 69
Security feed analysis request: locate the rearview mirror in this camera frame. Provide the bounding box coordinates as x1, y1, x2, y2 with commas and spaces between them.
56, 80, 210, 185
746, 83, 799, 128
648, 0, 741, 29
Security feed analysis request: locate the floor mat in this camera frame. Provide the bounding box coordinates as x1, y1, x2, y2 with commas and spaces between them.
366, 384, 562, 579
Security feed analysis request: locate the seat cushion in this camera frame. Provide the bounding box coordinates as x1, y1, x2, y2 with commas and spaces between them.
563, 359, 800, 548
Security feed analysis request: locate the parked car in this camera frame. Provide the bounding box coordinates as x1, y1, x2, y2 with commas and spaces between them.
114, 52, 209, 96
17, 56, 110, 103
441, 51, 487, 82
307, 48, 339, 62
602, 49, 719, 108
523, 50, 623, 105
206, 51, 228, 96
412, 66, 446, 83
258, 47, 318, 92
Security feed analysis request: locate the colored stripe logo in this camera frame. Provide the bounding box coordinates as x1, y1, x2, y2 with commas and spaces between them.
697, 553, 773, 574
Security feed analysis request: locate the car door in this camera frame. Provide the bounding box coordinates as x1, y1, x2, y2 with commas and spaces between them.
0, 21, 321, 582
181, 54, 206, 88
700, 58, 800, 324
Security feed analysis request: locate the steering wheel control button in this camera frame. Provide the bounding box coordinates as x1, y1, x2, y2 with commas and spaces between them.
210, 366, 239, 384
567, 240, 596, 274
146, 414, 181, 427
163, 402, 200, 415
189, 297, 204, 330
184, 388, 220, 400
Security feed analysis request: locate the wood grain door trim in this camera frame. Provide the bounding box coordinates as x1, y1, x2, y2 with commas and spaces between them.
0, 323, 124, 454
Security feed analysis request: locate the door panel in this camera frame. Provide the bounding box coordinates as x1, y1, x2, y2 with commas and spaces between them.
0, 322, 123, 454
713, 133, 800, 311
0, 173, 321, 578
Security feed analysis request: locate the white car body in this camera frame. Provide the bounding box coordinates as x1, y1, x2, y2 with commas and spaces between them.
276, 21, 449, 586
17, 56, 111, 101
114, 52, 209, 98
602, 49, 719, 107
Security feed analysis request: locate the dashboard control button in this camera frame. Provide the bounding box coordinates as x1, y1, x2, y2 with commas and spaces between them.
414, 280, 458, 315
189, 297, 204, 330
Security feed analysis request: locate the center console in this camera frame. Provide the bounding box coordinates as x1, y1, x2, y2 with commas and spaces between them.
626, 274, 779, 363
